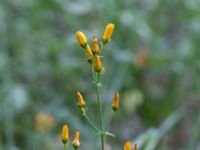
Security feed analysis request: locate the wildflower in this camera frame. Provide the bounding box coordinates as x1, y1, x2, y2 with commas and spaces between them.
134, 144, 138, 150
76, 31, 87, 48
91, 36, 99, 54
93, 55, 102, 72
112, 92, 119, 111
72, 131, 80, 149
124, 140, 132, 150
61, 124, 69, 144
102, 23, 115, 44
76, 91, 86, 108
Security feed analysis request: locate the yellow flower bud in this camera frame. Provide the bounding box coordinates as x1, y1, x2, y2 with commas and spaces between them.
72, 131, 80, 149
91, 36, 99, 54
85, 46, 93, 58
93, 55, 102, 72
76, 31, 87, 48
124, 140, 132, 150
112, 92, 119, 111
61, 124, 69, 144
134, 144, 138, 150
102, 23, 115, 43
76, 91, 86, 108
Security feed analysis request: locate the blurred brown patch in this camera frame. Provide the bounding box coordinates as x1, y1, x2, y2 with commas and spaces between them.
133, 49, 150, 68
35, 112, 55, 132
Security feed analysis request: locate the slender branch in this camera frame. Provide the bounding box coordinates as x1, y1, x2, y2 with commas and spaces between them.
187, 110, 200, 149
82, 111, 100, 133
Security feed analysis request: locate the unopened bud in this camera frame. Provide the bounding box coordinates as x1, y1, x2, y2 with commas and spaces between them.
76, 31, 87, 48
93, 55, 102, 72
76, 91, 86, 108
102, 23, 115, 44
61, 124, 69, 144
72, 131, 80, 149
112, 92, 119, 111
124, 140, 132, 150
91, 36, 99, 54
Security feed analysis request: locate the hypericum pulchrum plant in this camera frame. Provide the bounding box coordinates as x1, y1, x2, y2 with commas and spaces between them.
61, 23, 137, 150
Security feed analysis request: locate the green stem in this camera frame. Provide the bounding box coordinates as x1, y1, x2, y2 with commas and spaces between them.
187, 111, 200, 149
82, 111, 100, 133
64, 144, 67, 150
95, 72, 104, 150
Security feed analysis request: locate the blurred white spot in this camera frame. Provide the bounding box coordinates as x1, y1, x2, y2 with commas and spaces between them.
9, 85, 29, 111
123, 90, 144, 113
120, 10, 134, 26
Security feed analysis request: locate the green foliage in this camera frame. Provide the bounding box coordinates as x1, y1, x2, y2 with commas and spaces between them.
0, 0, 200, 149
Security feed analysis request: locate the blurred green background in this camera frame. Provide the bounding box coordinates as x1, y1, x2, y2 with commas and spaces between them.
0, 0, 200, 149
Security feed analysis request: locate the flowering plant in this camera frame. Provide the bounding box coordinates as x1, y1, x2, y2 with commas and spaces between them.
61, 23, 137, 150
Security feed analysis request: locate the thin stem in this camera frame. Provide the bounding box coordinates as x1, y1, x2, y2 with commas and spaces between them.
83, 111, 100, 133
64, 144, 67, 150
187, 111, 200, 149
95, 72, 104, 150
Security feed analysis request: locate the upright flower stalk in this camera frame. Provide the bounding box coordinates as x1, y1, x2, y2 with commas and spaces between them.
75, 23, 116, 150
94, 71, 104, 150
74, 23, 137, 149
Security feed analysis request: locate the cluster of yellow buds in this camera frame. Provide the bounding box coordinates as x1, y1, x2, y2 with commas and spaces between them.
61, 124, 80, 149
124, 140, 138, 150
60, 23, 138, 149
76, 23, 115, 72
75, 23, 120, 112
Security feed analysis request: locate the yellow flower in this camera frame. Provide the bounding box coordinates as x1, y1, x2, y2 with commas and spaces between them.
61, 124, 69, 144
134, 144, 138, 150
85, 46, 93, 58
102, 23, 115, 43
76, 31, 87, 48
72, 131, 80, 149
91, 36, 99, 54
93, 55, 102, 72
124, 140, 132, 150
76, 91, 86, 108
112, 92, 119, 111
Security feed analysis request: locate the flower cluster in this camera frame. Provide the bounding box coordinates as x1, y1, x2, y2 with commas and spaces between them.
61, 124, 80, 150
76, 23, 115, 72
61, 23, 137, 150
124, 140, 138, 150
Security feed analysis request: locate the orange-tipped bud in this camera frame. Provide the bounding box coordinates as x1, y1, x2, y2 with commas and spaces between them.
134, 144, 138, 150
76, 91, 86, 108
93, 55, 102, 72
61, 124, 69, 144
124, 140, 132, 150
102, 23, 115, 43
112, 92, 119, 111
72, 131, 80, 149
91, 36, 99, 54
85, 46, 93, 58
76, 31, 87, 48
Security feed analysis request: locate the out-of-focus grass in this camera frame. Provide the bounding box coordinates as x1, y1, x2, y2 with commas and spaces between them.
0, 0, 200, 149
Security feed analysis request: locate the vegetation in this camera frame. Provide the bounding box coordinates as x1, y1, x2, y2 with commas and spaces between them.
0, 0, 200, 149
